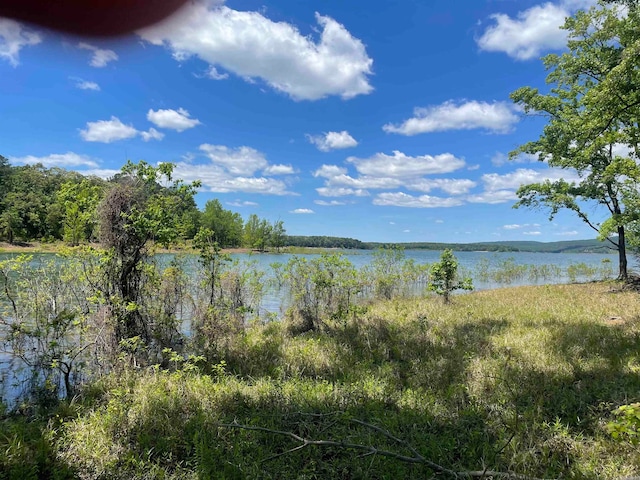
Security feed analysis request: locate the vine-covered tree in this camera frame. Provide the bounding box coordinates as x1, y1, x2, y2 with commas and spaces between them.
510, 2, 640, 280
98, 160, 200, 343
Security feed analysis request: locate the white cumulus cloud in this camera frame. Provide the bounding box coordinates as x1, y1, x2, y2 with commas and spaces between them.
80, 117, 139, 143
199, 144, 268, 175
476, 0, 597, 60
307, 131, 358, 151
263, 164, 296, 175
373, 192, 464, 208
78, 42, 118, 67
314, 200, 346, 206
140, 128, 165, 142
0, 19, 41, 67
407, 178, 477, 195
71, 78, 101, 91
11, 152, 99, 168
316, 187, 369, 197
384, 100, 519, 135
139, 4, 373, 100
170, 143, 297, 195
348, 151, 466, 177
290, 208, 315, 214
147, 108, 201, 132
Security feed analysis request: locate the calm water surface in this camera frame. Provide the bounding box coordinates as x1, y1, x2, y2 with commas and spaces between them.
0, 249, 623, 404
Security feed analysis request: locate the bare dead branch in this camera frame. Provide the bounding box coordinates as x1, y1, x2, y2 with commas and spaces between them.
214, 420, 553, 480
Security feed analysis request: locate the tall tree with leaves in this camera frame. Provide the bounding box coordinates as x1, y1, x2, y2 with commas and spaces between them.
57, 179, 103, 245
271, 219, 286, 252
201, 199, 244, 247
98, 160, 200, 344
510, 2, 640, 280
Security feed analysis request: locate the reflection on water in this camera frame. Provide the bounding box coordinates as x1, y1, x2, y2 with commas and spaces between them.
0, 249, 621, 405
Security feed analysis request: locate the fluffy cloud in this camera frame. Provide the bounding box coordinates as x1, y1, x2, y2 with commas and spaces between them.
139, 5, 373, 100
316, 187, 369, 197
314, 200, 346, 206
170, 143, 297, 195
307, 131, 358, 151
347, 151, 466, 177
383, 100, 519, 135
140, 128, 165, 142
78, 42, 118, 67
314, 151, 472, 203
373, 192, 464, 208
466, 167, 581, 204
290, 208, 315, 214
199, 144, 268, 175
523, 231, 542, 235
147, 108, 201, 132
174, 161, 292, 195
503, 223, 540, 230
480, 168, 580, 192
467, 189, 519, 204
80, 117, 165, 143
263, 164, 296, 175
476, 1, 597, 60
406, 178, 477, 195
0, 19, 41, 67
80, 117, 139, 143
11, 152, 99, 168
206, 66, 229, 80
227, 200, 258, 207
71, 78, 101, 91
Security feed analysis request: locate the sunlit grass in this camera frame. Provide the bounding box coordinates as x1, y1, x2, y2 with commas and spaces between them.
4, 282, 640, 478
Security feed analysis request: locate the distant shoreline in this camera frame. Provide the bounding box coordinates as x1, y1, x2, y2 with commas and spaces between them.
0, 239, 615, 255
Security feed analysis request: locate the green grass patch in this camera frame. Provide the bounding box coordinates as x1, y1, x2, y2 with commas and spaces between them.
3, 282, 640, 478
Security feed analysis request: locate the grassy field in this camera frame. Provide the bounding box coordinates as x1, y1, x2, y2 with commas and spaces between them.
2, 282, 640, 479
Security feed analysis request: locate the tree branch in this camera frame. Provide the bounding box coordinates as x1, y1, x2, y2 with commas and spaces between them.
214, 420, 552, 480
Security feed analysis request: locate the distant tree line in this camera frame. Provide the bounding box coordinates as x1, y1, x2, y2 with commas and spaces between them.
284, 235, 366, 249
0, 157, 285, 251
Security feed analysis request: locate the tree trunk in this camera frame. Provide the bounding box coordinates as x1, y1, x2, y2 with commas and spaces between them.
618, 225, 628, 281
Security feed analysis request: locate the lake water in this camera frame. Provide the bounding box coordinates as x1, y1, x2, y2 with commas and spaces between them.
215, 249, 621, 313
0, 249, 624, 405
0, 249, 623, 314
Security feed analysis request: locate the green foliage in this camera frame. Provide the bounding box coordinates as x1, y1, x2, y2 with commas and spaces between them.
428, 249, 473, 303
0, 253, 100, 400
56, 179, 103, 246
274, 253, 361, 331
45, 283, 640, 479
510, 2, 640, 280
98, 160, 200, 350
243, 213, 272, 251
200, 199, 243, 248
192, 227, 265, 359
608, 403, 640, 444
271, 219, 286, 252
362, 246, 429, 300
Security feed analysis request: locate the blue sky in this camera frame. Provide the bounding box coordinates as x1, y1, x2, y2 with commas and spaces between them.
0, 0, 603, 242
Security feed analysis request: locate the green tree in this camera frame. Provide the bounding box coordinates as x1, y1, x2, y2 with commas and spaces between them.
428, 249, 472, 304
201, 199, 243, 247
270, 219, 286, 252
510, 2, 640, 280
57, 179, 103, 246
243, 214, 272, 251
98, 160, 200, 344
